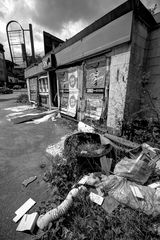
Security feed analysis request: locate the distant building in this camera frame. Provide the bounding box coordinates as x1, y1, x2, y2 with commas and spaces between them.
0, 44, 7, 86
5, 59, 26, 88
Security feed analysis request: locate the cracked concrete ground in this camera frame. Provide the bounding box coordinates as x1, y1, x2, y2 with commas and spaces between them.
0, 91, 74, 240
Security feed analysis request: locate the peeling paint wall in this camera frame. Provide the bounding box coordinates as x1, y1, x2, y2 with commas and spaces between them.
143, 24, 160, 119
124, 18, 149, 120
107, 51, 130, 133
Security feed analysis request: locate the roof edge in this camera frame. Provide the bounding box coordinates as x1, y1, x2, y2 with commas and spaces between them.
54, 0, 157, 55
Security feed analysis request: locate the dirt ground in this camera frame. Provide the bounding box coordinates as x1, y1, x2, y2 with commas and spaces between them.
0, 92, 75, 240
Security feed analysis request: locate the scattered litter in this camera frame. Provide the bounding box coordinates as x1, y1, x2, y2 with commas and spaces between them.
78, 175, 89, 185
22, 176, 37, 187
94, 174, 160, 217
6, 112, 23, 118
114, 143, 159, 184
32, 113, 57, 124
130, 185, 144, 199
148, 182, 160, 189
46, 135, 68, 157
11, 110, 58, 124
13, 198, 36, 223
102, 196, 119, 214
4, 105, 35, 112
16, 212, 39, 233
89, 192, 104, 205
37, 186, 86, 230
78, 121, 95, 133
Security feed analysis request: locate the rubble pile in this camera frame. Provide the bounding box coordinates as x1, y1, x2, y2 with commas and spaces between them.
32, 129, 160, 240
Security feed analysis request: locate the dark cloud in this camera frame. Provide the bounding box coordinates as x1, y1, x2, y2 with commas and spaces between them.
32, 0, 126, 32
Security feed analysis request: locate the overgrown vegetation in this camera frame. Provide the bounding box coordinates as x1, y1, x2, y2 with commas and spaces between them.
16, 93, 29, 104
34, 130, 160, 240
34, 153, 160, 240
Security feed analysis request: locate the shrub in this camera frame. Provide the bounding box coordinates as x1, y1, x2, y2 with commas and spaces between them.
16, 93, 29, 104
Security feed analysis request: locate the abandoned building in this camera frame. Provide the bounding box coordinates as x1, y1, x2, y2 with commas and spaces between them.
25, 0, 160, 134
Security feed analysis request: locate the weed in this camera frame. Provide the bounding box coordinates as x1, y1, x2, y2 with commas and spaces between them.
16, 93, 29, 104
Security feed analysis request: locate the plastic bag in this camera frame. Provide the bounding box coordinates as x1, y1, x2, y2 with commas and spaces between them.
97, 175, 160, 217
114, 143, 159, 184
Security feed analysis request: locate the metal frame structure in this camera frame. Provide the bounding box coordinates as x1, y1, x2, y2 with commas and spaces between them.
6, 21, 35, 69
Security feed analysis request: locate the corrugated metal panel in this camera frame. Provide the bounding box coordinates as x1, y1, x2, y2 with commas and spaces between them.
56, 11, 133, 66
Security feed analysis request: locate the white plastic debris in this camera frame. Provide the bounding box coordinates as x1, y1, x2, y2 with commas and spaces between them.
46, 135, 68, 157
4, 105, 35, 112
78, 121, 95, 133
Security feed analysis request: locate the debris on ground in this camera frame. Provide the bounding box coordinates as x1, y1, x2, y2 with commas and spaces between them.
22, 176, 37, 187
46, 134, 73, 158
12, 119, 160, 239
13, 198, 36, 223
31, 112, 57, 124
4, 105, 36, 112
16, 212, 38, 233
11, 110, 58, 124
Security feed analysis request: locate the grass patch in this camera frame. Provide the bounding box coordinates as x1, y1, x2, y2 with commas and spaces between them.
35, 153, 160, 240
16, 93, 29, 104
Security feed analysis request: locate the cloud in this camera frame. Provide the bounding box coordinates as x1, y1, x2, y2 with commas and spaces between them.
0, 0, 156, 60
32, 0, 126, 32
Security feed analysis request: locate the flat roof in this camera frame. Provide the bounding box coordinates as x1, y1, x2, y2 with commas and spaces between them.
54, 0, 157, 54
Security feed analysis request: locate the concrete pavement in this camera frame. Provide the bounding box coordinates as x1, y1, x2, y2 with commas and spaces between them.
0, 92, 74, 240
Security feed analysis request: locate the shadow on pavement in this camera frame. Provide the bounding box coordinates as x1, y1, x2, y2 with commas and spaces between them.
0, 98, 17, 102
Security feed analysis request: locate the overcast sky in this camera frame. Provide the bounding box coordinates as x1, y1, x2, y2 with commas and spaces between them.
0, 0, 159, 60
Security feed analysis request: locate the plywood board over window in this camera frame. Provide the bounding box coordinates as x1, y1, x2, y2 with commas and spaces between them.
84, 56, 110, 121
57, 67, 79, 117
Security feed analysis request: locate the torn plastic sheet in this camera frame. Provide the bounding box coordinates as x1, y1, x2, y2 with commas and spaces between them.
94, 174, 160, 217
46, 135, 70, 158
114, 143, 160, 184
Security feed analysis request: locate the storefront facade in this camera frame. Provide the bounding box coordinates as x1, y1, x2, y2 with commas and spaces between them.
52, 0, 157, 134
25, 62, 51, 108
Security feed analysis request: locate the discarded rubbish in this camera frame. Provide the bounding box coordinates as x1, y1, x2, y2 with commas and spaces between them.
4, 105, 36, 112
11, 110, 58, 124
64, 132, 116, 174
37, 185, 86, 230
78, 121, 95, 133
89, 192, 104, 205
16, 212, 39, 233
93, 174, 160, 217
46, 135, 69, 158
22, 176, 37, 187
102, 196, 119, 214
148, 182, 160, 189
13, 198, 36, 223
114, 143, 160, 184
32, 113, 57, 124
